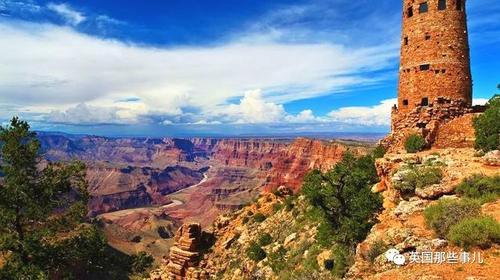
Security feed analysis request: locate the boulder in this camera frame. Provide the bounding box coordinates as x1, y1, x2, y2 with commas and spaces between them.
415, 183, 455, 200
483, 150, 500, 166
283, 233, 297, 247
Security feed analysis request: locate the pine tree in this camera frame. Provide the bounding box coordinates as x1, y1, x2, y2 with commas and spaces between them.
0, 117, 87, 278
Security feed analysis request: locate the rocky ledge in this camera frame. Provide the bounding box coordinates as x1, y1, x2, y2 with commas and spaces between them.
150, 223, 209, 280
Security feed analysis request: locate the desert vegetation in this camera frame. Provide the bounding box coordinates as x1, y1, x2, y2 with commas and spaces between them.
0, 117, 153, 279
424, 195, 500, 250
456, 174, 500, 203
393, 161, 443, 199
424, 199, 481, 239
404, 134, 426, 153
301, 150, 383, 277
448, 216, 500, 250
473, 95, 500, 152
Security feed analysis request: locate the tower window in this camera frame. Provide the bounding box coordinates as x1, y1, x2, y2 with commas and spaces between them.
407, 6, 413, 17
438, 0, 447, 10
403, 99, 409, 106
421, 97, 429, 106
404, 36, 409, 45
456, 0, 463, 11
420, 64, 430, 70
425, 34, 431, 40
419, 2, 429, 13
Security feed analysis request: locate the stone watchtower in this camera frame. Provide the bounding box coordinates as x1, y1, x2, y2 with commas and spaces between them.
385, 0, 477, 150
398, 0, 472, 111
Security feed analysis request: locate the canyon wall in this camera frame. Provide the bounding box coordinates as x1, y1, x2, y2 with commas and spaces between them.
86, 165, 206, 216
210, 138, 366, 192
40, 134, 369, 217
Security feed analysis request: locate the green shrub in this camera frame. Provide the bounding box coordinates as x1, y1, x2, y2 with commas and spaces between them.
258, 233, 273, 246
272, 202, 283, 213
284, 196, 295, 211
131, 252, 154, 275
448, 216, 500, 250
455, 174, 500, 204
246, 242, 266, 262
393, 164, 443, 198
331, 245, 353, 278
267, 246, 287, 273
372, 145, 386, 159
302, 152, 382, 248
316, 221, 336, 247
253, 212, 266, 223
404, 134, 426, 153
424, 199, 481, 238
366, 239, 387, 263
473, 95, 500, 152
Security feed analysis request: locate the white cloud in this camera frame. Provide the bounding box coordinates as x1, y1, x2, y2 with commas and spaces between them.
47, 103, 127, 124
285, 109, 320, 123
327, 98, 396, 126
47, 3, 86, 26
473, 98, 489, 106
0, 20, 397, 125
221, 89, 287, 123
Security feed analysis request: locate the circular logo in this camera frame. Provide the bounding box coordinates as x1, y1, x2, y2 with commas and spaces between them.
393, 254, 406, 265
385, 248, 399, 262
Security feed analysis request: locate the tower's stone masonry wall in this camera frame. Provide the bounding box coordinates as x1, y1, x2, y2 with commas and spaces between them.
433, 113, 478, 148
398, 0, 471, 113
382, 96, 482, 152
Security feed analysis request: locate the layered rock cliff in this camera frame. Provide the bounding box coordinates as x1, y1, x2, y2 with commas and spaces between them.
87, 165, 205, 216
211, 138, 365, 193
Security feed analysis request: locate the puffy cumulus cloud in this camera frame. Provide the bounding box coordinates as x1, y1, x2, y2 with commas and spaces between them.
216, 90, 327, 124
0, 19, 398, 125
47, 3, 86, 26
327, 98, 396, 126
221, 90, 287, 123
285, 109, 321, 123
46, 103, 145, 125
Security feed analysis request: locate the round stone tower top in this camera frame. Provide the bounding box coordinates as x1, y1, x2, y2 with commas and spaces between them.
397, 0, 472, 113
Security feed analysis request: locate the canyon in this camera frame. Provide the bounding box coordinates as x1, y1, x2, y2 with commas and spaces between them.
38, 133, 375, 259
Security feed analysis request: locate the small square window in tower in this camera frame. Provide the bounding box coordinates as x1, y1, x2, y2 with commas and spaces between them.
420, 64, 430, 71
403, 100, 409, 106
425, 34, 431, 40
419, 2, 429, 13
421, 97, 429, 106
438, 0, 447, 10
407, 6, 413, 17
456, 0, 463, 11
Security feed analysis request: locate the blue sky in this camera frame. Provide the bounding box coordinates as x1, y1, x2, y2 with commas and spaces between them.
0, 0, 498, 137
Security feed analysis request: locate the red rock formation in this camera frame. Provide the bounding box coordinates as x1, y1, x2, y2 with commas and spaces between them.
212, 138, 289, 168
165, 223, 209, 280
211, 138, 359, 193
262, 138, 348, 192
87, 165, 205, 216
